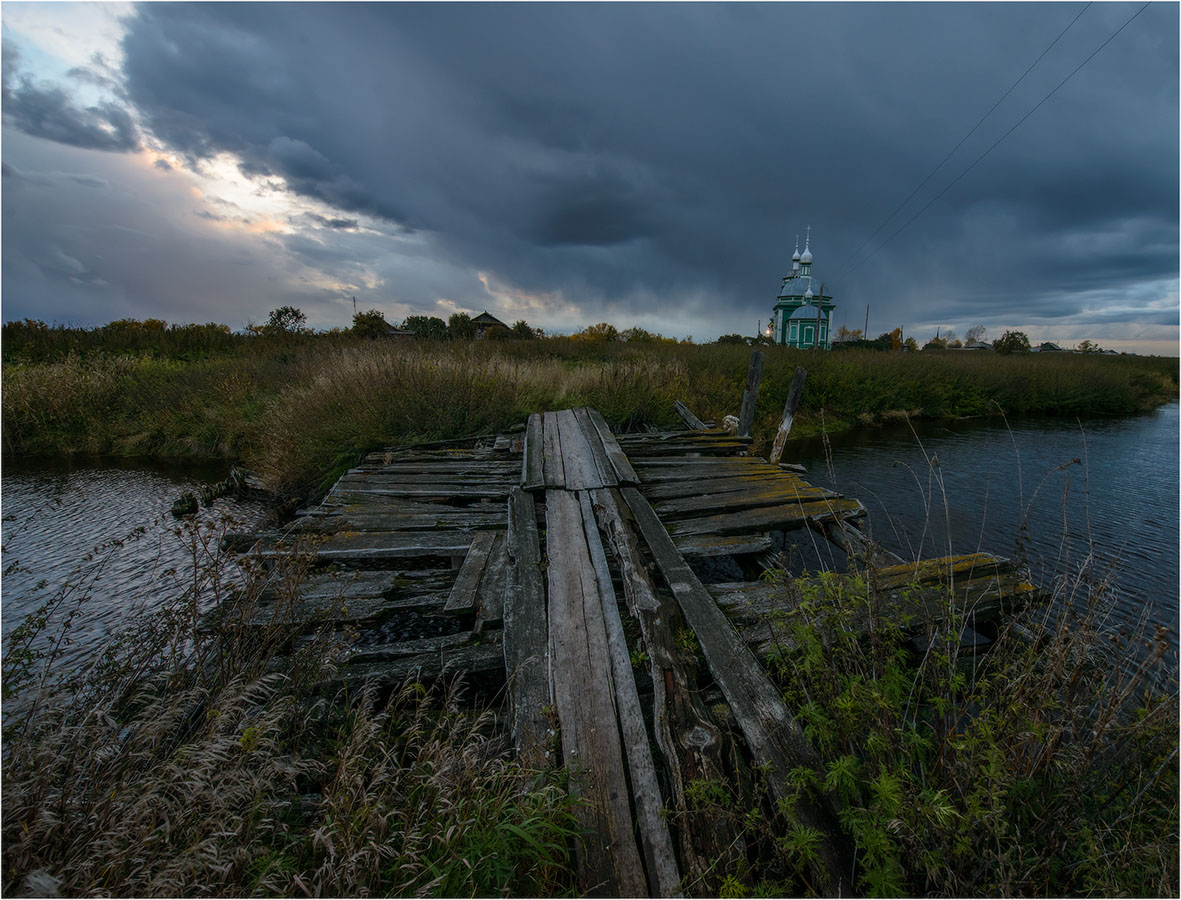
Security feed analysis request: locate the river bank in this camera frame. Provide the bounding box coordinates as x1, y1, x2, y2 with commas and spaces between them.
3, 338, 1176, 502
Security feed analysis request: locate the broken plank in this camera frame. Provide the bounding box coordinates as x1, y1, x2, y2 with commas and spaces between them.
674, 532, 776, 559
474, 532, 508, 633
573, 407, 618, 488
294, 510, 504, 534
261, 531, 475, 562
643, 471, 828, 500
669, 497, 866, 537
444, 530, 499, 614
673, 399, 709, 431
621, 486, 849, 896
654, 483, 840, 520
325, 483, 513, 500
586, 407, 639, 485
738, 350, 764, 438
346, 630, 475, 665
522, 412, 545, 491
769, 367, 807, 465
545, 490, 646, 897
503, 488, 551, 767
338, 636, 504, 689
592, 488, 742, 884
577, 492, 680, 897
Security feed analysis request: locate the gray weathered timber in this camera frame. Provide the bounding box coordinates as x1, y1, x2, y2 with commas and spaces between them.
444, 530, 499, 614
577, 493, 680, 897
554, 409, 607, 490
621, 487, 848, 896
633, 455, 770, 469
249, 591, 446, 629
573, 407, 618, 488
346, 631, 475, 665
621, 440, 752, 457
673, 400, 708, 431
639, 470, 785, 492
616, 431, 753, 445
325, 483, 513, 501
523, 412, 545, 491
351, 461, 518, 474
587, 408, 639, 485
256, 531, 476, 562
816, 518, 905, 568
737, 350, 764, 438
674, 532, 775, 559
502, 488, 552, 767
593, 488, 741, 887
541, 412, 567, 489
769, 367, 808, 465
339, 637, 504, 689
294, 510, 503, 534
653, 483, 839, 520
668, 497, 866, 537
474, 532, 508, 633
545, 490, 647, 898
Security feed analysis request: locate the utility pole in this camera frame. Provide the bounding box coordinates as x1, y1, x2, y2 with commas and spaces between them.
864, 304, 870, 339
352, 296, 357, 316
815, 283, 824, 350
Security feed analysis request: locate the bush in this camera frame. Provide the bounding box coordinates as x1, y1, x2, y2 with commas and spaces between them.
994, 330, 1032, 355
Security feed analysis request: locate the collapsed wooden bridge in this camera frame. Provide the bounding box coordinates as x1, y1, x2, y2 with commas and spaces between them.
251, 391, 1037, 896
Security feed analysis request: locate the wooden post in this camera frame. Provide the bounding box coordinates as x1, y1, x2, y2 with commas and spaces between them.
737, 349, 764, 438
769, 366, 807, 465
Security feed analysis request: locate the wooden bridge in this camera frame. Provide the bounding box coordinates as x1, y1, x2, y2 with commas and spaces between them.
250, 385, 1037, 896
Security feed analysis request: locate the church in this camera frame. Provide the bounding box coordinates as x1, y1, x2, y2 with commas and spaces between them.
770, 228, 834, 349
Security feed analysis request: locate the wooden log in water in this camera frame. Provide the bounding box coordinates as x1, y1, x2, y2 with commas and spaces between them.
503, 488, 552, 767
545, 490, 647, 897
769, 366, 807, 465
621, 486, 848, 895
738, 349, 764, 438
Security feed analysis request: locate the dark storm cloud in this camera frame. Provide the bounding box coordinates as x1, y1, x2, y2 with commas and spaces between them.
3, 45, 139, 152
114, 1, 1175, 335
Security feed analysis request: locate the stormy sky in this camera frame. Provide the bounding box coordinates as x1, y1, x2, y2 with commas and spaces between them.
2, 2, 1177, 352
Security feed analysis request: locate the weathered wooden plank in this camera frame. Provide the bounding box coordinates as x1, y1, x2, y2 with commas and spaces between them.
348, 461, 519, 475
592, 488, 742, 885
622, 440, 753, 457
577, 492, 680, 896
503, 488, 551, 767
642, 474, 813, 501
260, 531, 475, 561
545, 490, 646, 897
586, 408, 639, 485
572, 407, 618, 488
541, 411, 566, 489
474, 532, 508, 632
522, 412, 545, 492
347, 631, 475, 665
633, 455, 771, 468
554, 409, 607, 490
654, 482, 840, 520
325, 483, 513, 500
675, 532, 776, 559
673, 399, 708, 431
621, 486, 848, 895
339, 636, 504, 688
616, 431, 753, 445
294, 510, 504, 534
738, 350, 764, 438
444, 530, 499, 614
669, 497, 866, 537
769, 366, 807, 465
336, 472, 519, 486
250, 590, 448, 629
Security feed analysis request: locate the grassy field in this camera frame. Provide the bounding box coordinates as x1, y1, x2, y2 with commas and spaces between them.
3, 329, 1175, 500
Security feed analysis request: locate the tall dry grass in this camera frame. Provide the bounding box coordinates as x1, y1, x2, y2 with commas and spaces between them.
2, 517, 579, 898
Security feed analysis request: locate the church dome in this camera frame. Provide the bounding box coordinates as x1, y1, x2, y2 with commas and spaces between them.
800, 245, 813, 264
804, 287, 813, 299
790, 304, 827, 320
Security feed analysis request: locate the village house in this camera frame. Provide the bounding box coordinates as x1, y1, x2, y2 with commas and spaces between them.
471, 311, 509, 338
770, 227, 834, 349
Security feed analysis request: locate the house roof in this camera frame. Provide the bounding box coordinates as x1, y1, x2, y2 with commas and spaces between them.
789, 304, 829, 320
471, 311, 507, 328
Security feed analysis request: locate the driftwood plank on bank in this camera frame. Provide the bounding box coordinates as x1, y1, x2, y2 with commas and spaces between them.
621, 486, 848, 896
503, 488, 551, 766
545, 490, 646, 897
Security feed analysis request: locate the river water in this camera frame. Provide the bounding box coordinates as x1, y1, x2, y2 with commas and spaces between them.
1, 459, 270, 674
785, 402, 1179, 665
2, 404, 1177, 679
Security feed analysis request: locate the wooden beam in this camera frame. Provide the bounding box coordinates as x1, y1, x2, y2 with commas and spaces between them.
621, 486, 849, 896
668, 497, 866, 537
541, 411, 566, 489
444, 530, 498, 614
503, 488, 551, 767
674, 532, 775, 559
545, 490, 646, 897
474, 532, 508, 632
572, 407, 618, 488
554, 409, 607, 490
737, 349, 764, 438
587, 408, 639, 485
769, 366, 807, 465
673, 399, 708, 431
578, 493, 680, 897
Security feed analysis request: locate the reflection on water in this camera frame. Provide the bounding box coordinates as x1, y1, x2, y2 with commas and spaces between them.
786, 402, 1180, 663
2, 459, 269, 672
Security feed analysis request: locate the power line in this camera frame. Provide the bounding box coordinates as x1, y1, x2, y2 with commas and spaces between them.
833, 2, 1093, 278
842, 1, 1151, 277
